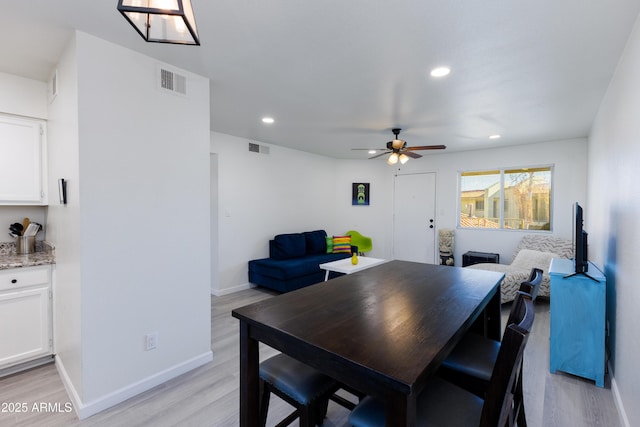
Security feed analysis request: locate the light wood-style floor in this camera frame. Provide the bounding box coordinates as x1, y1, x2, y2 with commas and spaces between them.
0, 287, 621, 427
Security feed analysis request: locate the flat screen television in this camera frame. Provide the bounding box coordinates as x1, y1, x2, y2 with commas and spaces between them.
574, 202, 588, 273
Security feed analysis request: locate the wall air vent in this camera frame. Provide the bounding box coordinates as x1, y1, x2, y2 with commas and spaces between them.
158, 66, 187, 96
48, 69, 58, 103
248, 143, 270, 154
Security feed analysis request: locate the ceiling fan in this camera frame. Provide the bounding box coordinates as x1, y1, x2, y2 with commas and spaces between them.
354, 128, 446, 165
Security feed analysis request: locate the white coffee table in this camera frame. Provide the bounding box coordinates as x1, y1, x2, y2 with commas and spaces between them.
319, 257, 388, 281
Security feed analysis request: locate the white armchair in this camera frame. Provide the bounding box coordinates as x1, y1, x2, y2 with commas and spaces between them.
466, 235, 573, 303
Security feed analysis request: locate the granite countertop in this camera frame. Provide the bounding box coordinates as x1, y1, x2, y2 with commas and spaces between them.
0, 241, 56, 270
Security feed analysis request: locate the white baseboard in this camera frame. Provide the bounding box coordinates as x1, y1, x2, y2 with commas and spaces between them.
610, 361, 630, 427
56, 350, 213, 420
55, 356, 84, 418
211, 282, 255, 296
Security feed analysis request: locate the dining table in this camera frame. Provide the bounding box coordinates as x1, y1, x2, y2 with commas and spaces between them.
232, 260, 504, 426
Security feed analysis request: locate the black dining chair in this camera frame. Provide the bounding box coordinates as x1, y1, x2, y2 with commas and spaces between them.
259, 353, 357, 427
348, 294, 535, 427
440, 269, 542, 385
436, 268, 542, 423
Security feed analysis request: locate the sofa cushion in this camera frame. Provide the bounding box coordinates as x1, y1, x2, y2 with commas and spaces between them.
249, 252, 351, 281
303, 230, 327, 254
512, 235, 573, 262
468, 248, 556, 303
270, 233, 306, 259
510, 249, 557, 272
249, 270, 325, 293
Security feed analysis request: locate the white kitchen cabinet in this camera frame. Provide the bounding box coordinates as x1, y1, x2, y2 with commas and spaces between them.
0, 266, 52, 371
0, 113, 48, 205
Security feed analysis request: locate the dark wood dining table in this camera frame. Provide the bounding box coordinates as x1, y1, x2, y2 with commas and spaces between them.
232, 260, 504, 426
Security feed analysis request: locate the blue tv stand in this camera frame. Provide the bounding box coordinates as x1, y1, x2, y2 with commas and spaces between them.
549, 258, 606, 387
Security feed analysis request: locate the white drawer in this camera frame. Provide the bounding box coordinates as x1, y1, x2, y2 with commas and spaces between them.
0, 266, 50, 291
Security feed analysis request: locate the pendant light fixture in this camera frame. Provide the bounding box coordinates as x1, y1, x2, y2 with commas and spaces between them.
117, 0, 200, 46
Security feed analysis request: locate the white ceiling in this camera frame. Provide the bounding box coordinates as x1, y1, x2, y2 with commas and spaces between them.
1, 1, 639, 159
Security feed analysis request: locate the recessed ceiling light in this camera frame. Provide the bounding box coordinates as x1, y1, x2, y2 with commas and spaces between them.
430, 67, 450, 77
262, 117, 275, 124
489, 134, 501, 139
368, 150, 377, 154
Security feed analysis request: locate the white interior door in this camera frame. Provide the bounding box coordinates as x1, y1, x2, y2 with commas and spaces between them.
393, 172, 437, 263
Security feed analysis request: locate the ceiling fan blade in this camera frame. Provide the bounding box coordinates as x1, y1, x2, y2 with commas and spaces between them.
403, 151, 422, 159
369, 151, 391, 159
405, 145, 447, 151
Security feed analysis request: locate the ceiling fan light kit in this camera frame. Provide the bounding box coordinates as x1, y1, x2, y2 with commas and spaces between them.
356, 128, 446, 165
391, 138, 405, 150
387, 152, 399, 165
117, 0, 200, 46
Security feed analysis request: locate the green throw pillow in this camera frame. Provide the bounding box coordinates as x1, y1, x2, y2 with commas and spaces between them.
326, 236, 334, 253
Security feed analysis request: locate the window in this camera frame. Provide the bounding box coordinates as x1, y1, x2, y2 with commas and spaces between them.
459, 166, 552, 230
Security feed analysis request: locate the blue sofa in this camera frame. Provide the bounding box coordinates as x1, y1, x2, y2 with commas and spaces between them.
248, 230, 353, 293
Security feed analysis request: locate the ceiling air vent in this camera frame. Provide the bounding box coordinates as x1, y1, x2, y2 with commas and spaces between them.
248, 143, 270, 154
158, 66, 187, 96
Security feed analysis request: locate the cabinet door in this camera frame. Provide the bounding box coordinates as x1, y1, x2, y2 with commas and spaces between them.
0, 114, 47, 204
550, 272, 606, 387
0, 285, 52, 369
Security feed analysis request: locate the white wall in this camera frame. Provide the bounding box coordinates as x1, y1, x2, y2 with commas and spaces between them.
0, 72, 48, 240
46, 34, 83, 398
392, 138, 588, 263
214, 135, 587, 292
211, 132, 341, 294
331, 160, 393, 260
0, 72, 48, 119
588, 14, 640, 427
48, 32, 212, 417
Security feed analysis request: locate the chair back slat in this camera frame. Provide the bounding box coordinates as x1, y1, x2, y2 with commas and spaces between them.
505, 267, 542, 329
521, 267, 543, 301
480, 295, 534, 426
504, 289, 529, 331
